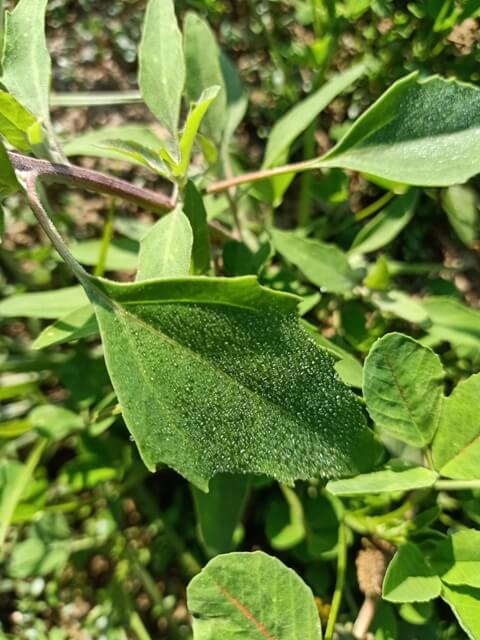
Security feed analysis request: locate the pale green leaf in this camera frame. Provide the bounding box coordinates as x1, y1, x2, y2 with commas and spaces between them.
1, 0, 51, 122
441, 585, 480, 640
98, 139, 168, 175
350, 190, 418, 255
187, 551, 322, 640
383, 543, 442, 602
86, 275, 376, 490
30, 404, 83, 440
271, 229, 358, 294
139, 0, 184, 142
264, 64, 365, 168
432, 373, 480, 480
363, 333, 444, 447
183, 12, 226, 143
0, 285, 88, 319
178, 85, 220, 174
136, 207, 193, 280
184, 180, 211, 274
70, 238, 139, 272
0, 140, 20, 197
432, 529, 480, 588
319, 74, 480, 186
0, 90, 38, 151
441, 185, 478, 247
32, 305, 98, 350
370, 290, 429, 324
423, 297, 480, 347
327, 461, 438, 496
63, 125, 163, 164
192, 474, 249, 557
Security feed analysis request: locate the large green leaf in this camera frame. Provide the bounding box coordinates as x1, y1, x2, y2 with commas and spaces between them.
183, 12, 226, 143
136, 207, 193, 280
1, 0, 51, 122
432, 373, 480, 480
327, 461, 438, 496
86, 275, 375, 490
192, 474, 250, 557
139, 0, 184, 143
432, 530, 480, 589
441, 185, 478, 247
187, 551, 322, 639
0, 285, 88, 319
263, 64, 365, 168
319, 74, 480, 186
442, 585, 480, 640
271, 229, 358, 294
382, 543, 442, 603
363, 333, 444, 447
350, 190, 418, 255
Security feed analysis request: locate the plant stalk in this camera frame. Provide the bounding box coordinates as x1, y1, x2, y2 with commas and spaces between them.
325, 521, 347, 640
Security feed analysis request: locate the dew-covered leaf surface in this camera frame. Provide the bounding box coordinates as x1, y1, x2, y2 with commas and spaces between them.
87, 275, 376, 489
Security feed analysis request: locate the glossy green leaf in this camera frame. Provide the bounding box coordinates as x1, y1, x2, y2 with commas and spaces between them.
319, 74, 480, 186
422, 297, 480, 347
178, 86, 220, 174
441, 585, 480, 640
1, 0, 51, 122
86, 275, 375, 490
363, 333, 444, 447
327, 461, 438, 496
271, 229, 358, 294
184, 180, 211, 274
192, 474, 249, 557
383, 543, 442, 603
0, 90, 38, 151
183, 12, 226, 143
63, 125, 163, 164
0, 285, 88, 319
98, 139, 168, 175
139, 0, 184, 142
187, 551, 322, 640
441, 185, 478, 247
264, 64, 365, 168
432, 373, 480, 479
350, 190, 418, 255
432, 529, 480, 588
32, 305, 98, 350
136, 207, 193, 280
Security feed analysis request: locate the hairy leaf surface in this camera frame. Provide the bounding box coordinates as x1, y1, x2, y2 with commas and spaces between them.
86, 276, 375, 489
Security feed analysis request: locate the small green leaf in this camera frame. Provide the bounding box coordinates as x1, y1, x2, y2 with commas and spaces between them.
319, 74, 480, 186
136, 207, 193, 280
0, 285, 88, 319
30, 405, 83, 440
86, 275, 376, 489
383, 543, 442, 603
441, 185, 478, 247
98, 139, 168, 175
183, 12, 227, 143
178, 86, 220, 175
139, 0, 184, 144
327, 461, 438, 496
0, 140, 20, 197
432, 373, 480, 480
265, 485, 305, 550
220, 52, 248, 150
363, 333, 444, 447
422, 297, 480, 347
184, 181, 211, 274
350, 190, 418, 255
187, 551, 323, 640
0, 90, 39, 151
63, 125, 163, 164
432, 529, 480, 588
271, 229, 359, 294
32, 305, 98, 350
192, 474, 249, 557
370, 290, 429, 324
264, 64, 365, 168
1, 0, 51, 123
441, 585, 480, 640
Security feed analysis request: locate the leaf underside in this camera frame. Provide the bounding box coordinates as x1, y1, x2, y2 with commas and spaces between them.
87, 275, 375, 490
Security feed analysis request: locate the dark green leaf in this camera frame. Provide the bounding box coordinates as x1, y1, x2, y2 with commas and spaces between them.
184, 180, 211, 274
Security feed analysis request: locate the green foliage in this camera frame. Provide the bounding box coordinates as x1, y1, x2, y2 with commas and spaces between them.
187, 551, 323, 639
383, 543, 442, 603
